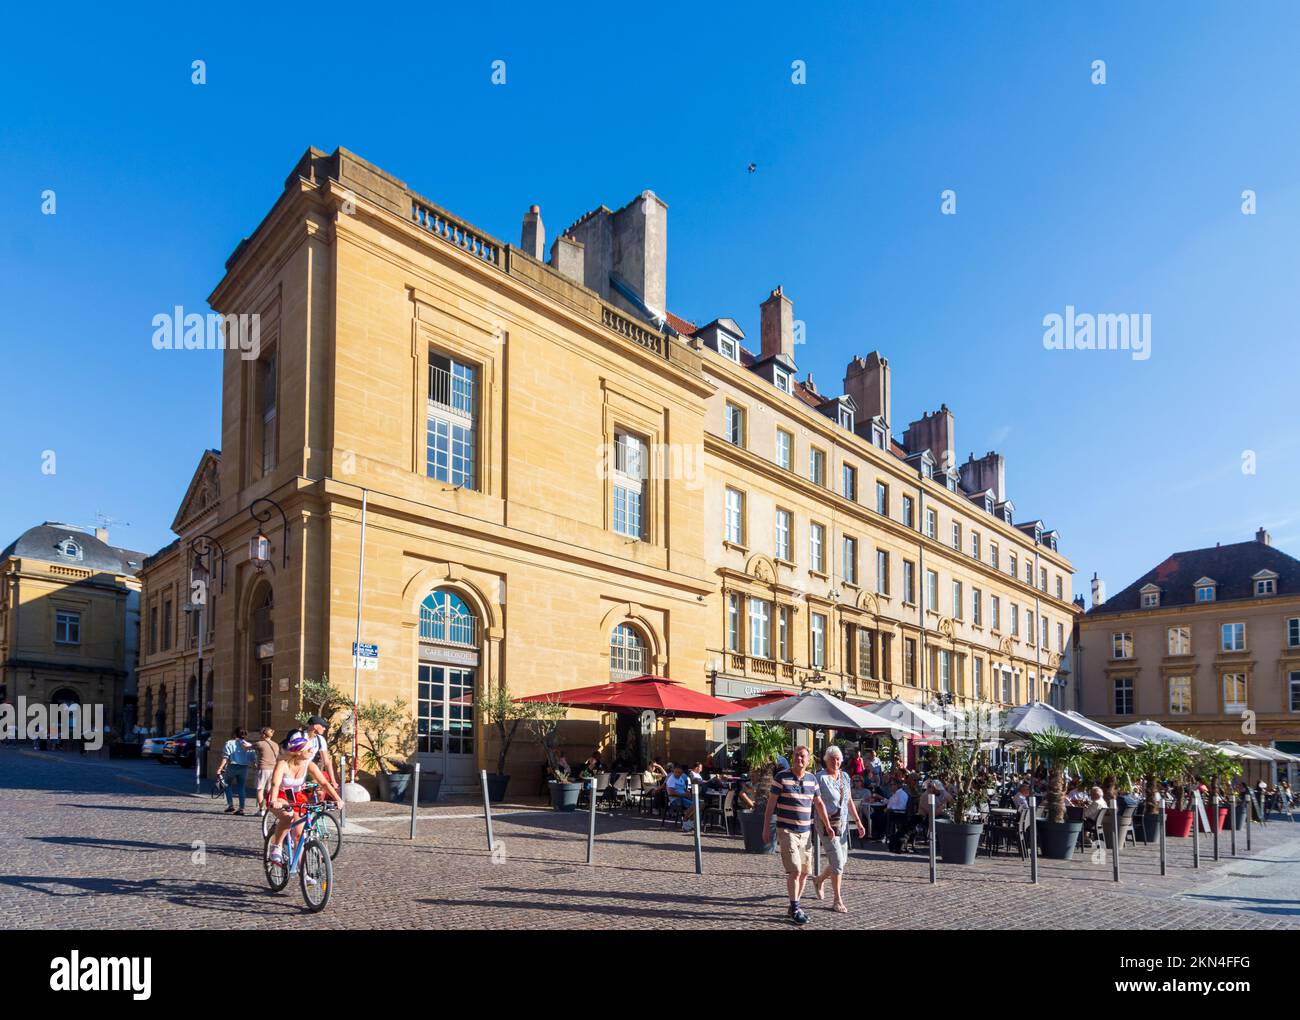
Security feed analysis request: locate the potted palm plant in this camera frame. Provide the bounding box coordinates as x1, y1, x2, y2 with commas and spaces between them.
1193, 747, 1240, 833
738, 721, 789, 853
478, 682, 530, 802
357, 698, 424, 802
1135, 740, 1190, 842
1026, 727, 1089, 860
1166, 753, 1199, 837
930, 707, 995, 865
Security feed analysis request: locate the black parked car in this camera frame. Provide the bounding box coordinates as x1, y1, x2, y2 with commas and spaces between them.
162, 731, 210, 765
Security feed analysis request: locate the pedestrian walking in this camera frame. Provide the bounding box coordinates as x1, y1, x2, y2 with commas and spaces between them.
249, 727, 280, 816
762, 745, 834, 925
216, 727, 254, 815
813, 746, 865, 913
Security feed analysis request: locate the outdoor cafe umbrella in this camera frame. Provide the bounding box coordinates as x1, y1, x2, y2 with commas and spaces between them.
1065, 709, 1143, 748
1217, 741, 1275, 762
862, 696, 948, 738
1002, 702, 1128, 745
715, 689, 917, 736
1114, 719, 1216, 750
515, 674, 741, 719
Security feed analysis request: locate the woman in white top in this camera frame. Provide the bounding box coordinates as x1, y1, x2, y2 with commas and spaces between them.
813, 746, 866, 914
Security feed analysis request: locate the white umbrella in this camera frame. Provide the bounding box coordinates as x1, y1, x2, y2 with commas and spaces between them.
862, 697, 948, 738
1218, 741, 1274, 761
1003, 702, 1127, 745
716, 689, 917, 736
1114, 719, 1216, 749
1066, 710, 1143, 748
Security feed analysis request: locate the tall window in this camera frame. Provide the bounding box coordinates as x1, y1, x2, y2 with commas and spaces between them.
725, 402, 745, 447
902, 495, 914, 529
1057, 621, 1065, 652
1040, 614, 1049, 647
420, 590, 477, 646
973, 658, 984, 700
1025, 560, 1034, 584
724, 488, 744, 545
610, 623, 646, 678
149, 605, 158, 655
938, 650, 952, 694
777, 606, 791, 661
1112, 631, 1132, 658
1290, 670, 1300, 712
925, 569, 938, 611
1167, 626, 1191, 656
952, 580, 963, 619
1055, 576, 1064, 599
1221, 622, 1245, 651
162, 600, 173, 651
1289, 618, 1300, 647
951, 521, 961, 551
990, 542, 999, 569
873, 547, 886, 594
972, 588, 982, 626
776, 429, 793, 470
1002, 669, 1013, 704
1114, 677, 1134, 716
843, 464, 858, 501
875, 481, 888, 515
903, 638, 916, 686
612, 430, 646, 539
810, 613, 826, 668
902, 560, 916, 604
748, 599, 771, 659
1222, 673, 1248, 714
54, 610, 80, 645
1039, 567, 1047, 591
259, 350, 277, 474
809, 448, 826, 486
775, 509, 792, 561
1011, 603, 1019, 637
971, 532, 980, 559
991, 595, 1000, 631
427, 353, 476, 488
857, 627, 874, 678
1168, 676, 1191, 715
924, 509, 937, 539
1009, 552, 1018, 578
810, 523, 826, 573
726, 593, 741, 651
843, 536, 858, 585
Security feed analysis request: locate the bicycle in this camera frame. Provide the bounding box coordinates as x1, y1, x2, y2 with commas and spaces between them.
262, 783, 342, 860
262, 797, 334, 912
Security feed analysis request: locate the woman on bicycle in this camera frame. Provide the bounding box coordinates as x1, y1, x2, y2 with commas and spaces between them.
267, 734, 342, 865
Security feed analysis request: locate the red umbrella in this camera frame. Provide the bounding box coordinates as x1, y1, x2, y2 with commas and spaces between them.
516, 675, 742, 719
730, 691, 795, 710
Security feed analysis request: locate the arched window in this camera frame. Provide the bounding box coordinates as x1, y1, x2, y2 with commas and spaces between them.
610, 623, 647, 680
60, 540, 82, 560
420, 590, 477, 646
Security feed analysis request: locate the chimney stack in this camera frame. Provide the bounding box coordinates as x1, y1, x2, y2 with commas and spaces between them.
521, 205, 545, 260
1091, 572, 1106, 608
760, 286, 794, 361
959, 451, 1006, 501
563, 191, 667, 321
843, 352, 890, 437
549, 234, 584, 284
1256, 526, 1272, 546
95, 527, 109, 543
902, 406, 956, 472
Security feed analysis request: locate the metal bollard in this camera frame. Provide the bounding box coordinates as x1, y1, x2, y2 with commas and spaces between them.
691, 784, 703, 875
1246, 791, 1252, 851
1110, 798, 1121, 883
1158, 798, 1167, 876
480, 769, 496, 854
1192, 791, 1201, 868
928, 793, 937, 884
1212, 794, 1220, 861
586, 778, 598, 865
409, 762, 421, 840
1229, 791, 1237, 857
1029, 795, 1038, 884
338, 756, 347, 829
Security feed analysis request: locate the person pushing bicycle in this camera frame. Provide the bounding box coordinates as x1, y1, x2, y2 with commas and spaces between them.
267, 734, 342, 866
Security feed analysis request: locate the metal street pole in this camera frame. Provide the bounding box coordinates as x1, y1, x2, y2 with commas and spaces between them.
1110, 798, 1120, 883
691, 784, 703, 875
1192, 791, 1201, 868
1229, 791, 1237, 857
1212, 794, 1220, 862
481, 769, 496, 853
587, 778, 598, 865
1029, 794, 1038, 884
351, 490, 368, 785
409, 762, 421, 840
928, 792, 937, 884
1158, 798, 1167, 876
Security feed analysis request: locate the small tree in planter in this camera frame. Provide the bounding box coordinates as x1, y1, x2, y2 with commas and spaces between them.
477, 682, 531, 801
930, 706, 996, 865
1192, 746, 1241, 833
1026, 728, 1090, 860
357, 698, 419, 802
1135, 740, 1191, 840
523, 697, 575, 809
738, 721, 789, 853
297, 674, 357, 766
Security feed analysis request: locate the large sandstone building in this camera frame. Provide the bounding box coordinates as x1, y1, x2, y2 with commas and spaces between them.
1079, 529, 1300, 754
148, 147, 1074, 793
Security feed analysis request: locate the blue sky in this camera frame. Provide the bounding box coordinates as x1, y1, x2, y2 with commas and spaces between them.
2, 2, 1298, 595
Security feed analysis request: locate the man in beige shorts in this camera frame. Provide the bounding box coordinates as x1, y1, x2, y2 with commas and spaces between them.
249, 727, 280, 817
762, 745, 834, 925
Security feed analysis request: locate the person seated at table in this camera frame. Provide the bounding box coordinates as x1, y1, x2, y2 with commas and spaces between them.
886, 779, 908, 812
688, 762, 705, 783
646, 757, 668, 782
665, 762, 694, 831
1083, 786, 1106, 823
578, 754, 602, 778
1012, 782, 1032, 813
554, 750, 571, 776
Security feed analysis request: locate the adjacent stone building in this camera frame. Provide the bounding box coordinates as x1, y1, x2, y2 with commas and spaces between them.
0, 524, 145, 737
177, 147, 1073, 792
1079, 528, 1300, 753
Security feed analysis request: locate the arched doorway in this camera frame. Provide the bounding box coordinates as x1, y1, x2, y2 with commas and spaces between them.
609, 623, 651, 765
416, 589, 479, 788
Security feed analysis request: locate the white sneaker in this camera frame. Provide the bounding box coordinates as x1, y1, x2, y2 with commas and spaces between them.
269, 845, 284, 865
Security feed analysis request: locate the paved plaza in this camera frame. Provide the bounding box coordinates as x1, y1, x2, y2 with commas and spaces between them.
2, 747, 1298, 930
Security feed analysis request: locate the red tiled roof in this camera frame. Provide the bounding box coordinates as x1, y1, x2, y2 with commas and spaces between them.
665, 311, 697, 336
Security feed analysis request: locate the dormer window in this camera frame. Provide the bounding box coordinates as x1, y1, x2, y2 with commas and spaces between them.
1254, 571, 1278, 596
773, 366, 792, 394
717, 331, 739, 362
838, 406, 854, 431
871, 423, 885, 449
945, 472, 957, 492
59, 540, 82, 560
1033, 525, 1042, 544
1195, 579, 1217, 603
1140, 584, 1161, 609
1047, 534, 1058, 551
1002, 507, 1013, 524
921, 461, 933, 480
984, 495, 994, 513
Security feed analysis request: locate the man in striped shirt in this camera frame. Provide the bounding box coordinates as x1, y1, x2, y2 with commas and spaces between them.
763, 745, 834, 925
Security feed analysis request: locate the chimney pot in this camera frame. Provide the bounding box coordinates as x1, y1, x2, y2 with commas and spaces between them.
760, 286, 795, 361
521, 205, 546, 261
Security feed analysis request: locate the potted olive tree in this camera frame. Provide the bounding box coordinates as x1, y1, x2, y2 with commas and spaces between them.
357, 698, 424, 802
738, 722, 789, 854
1026, 728, 1089, 860
524, 697, 578, 810
478, 682, 530, 802
931, 707, 995, 865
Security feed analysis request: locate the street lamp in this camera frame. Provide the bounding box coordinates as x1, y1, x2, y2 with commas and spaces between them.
249, 497, 289, 570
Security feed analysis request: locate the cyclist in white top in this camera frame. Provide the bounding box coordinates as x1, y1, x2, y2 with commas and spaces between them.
267, 734, 341, 865
284, 715, 337, 789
